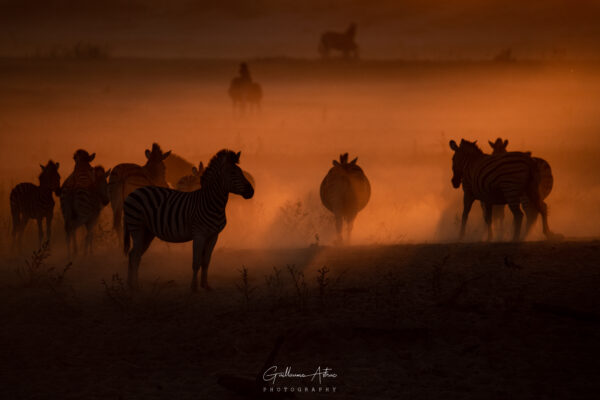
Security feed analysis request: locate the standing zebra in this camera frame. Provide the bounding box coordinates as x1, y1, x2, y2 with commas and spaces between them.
124, 150, 254, 291
61, 166, 111, 256
10, 161, 61, 249
320, 153, 370, 243
176, 162, 204, 192
319, 23, 359, 59
228, 63, 263, 114
449, 139, 554, 241
62, 149, 96, 190
108, 143, 171, 239
485, 137, 555, 239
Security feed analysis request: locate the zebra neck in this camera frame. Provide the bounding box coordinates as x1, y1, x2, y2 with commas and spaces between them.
38, 185, 55, 199
200, 181, 229, 212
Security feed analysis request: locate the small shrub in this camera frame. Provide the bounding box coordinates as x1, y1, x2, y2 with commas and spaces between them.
236, 266, 256, 310
287, 264, 309, 311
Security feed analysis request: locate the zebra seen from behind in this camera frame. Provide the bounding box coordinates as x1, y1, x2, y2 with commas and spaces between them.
320, 153, 370, 244
108, 143, 171, 239
124, 149, 254, 291
60, 166, 111, 256
10, 160, 61, 250
62, 149, 96, 191
449, 139, 555, 241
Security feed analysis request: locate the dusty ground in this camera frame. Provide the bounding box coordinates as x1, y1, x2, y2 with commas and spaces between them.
1, 240, 600, 399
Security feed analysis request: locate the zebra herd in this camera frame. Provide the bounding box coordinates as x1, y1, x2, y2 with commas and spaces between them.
9, 138, 558, 291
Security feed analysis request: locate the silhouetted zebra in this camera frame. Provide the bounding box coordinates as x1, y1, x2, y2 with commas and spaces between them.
123, 150, 254, 291
449, 139, 555, 241
61, 166, 111, 256
319, 23, 359, 59
320, 153, 370, 243
62, 149, 96, 190
484, 137, 555, 239
10, 161, 61, 249
176, 162, 204, 192
164, 153, 195, 187
108, 143, 171, 238
228, 63, 263, 114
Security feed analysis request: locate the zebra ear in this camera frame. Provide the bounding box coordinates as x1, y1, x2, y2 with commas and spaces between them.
199, 162, 204, 170
449, 140, 459, 151
105, 168, 112, 178
145, 149, 151, 159
55, 162, 59, 169
236, 151, 241, 162
504, 139, 509, 147
350, 157, 358, 164
333, 160, 341, 167
40, 164, 45, 170
488, 140, 494, 148
162, 151, 171, 160
89, 153, 96, 162
192, 167, 198, 175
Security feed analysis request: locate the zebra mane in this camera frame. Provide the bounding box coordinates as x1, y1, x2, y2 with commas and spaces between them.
460, 139, 483, 155
39, 160, 59, 181
201, 150, 240, 186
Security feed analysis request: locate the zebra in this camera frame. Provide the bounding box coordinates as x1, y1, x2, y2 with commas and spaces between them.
108, 143, 171, 239
163, 153, 196, 188
60, 166, 111, 256
484, 137, 555, 240
449, 139, 555, 241
228, 63, 263, 114
176, 162, 204, 192
319, 23, 359, 59
62, 149, 96, 191
123, 149, 254, 291
320, 153, 370, 243
10, 160, 61, 250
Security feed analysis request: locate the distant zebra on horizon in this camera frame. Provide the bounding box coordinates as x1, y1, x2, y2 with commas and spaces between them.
60, 166, 111, 256
484, 137, 554, 240
449, 139, 558, 241
123, 150, 254, 291
10, 161, 61, 250
229, 63, 262, 114
320, 153, 370, 243
108, 143, 171, 239
319, 23, 359, 59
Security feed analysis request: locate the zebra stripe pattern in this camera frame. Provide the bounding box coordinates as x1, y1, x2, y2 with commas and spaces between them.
60, 166, 111, 256
10, 160, 61, 249
123, 149, 254, 291
450, 139, 553, 241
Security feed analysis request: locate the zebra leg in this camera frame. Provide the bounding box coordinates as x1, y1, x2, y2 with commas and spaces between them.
335, 215, 343, 244
191, 235, 207, 292
84, 219, 97, 255
18, 216, 29, 251
127, 229, 154, 289
37, 218, 43, 248
11, 209, 20, 252
507, 202, 524, 241
46, 214, 53, 245
460, 193, 475, 240
522, 201, 539, 240
201, 234, 219, 291
345, 215, 356, 244
483, 202, 493, 242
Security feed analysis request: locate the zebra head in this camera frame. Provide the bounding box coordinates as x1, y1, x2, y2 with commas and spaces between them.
204, 150, 254, 199
488, 138, 509, 154
449, 139, 482, 188
39, 160, 61, 195
332, 153, 359, 170
93, 166, 112, 206
73, 149, 95, 165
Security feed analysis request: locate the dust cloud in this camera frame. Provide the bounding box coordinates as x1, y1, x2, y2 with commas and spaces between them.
1, 58, 599, 250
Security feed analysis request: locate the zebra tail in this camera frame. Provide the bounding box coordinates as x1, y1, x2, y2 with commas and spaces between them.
123, 222, 130, 256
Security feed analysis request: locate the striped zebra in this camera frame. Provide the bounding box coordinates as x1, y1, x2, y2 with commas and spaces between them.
60, 166, 111, 256
10, 161, 61, 249
123, 149, 254, 291
484, 137, 555, 239
320, 153, 370, 243
108, 143, 171, 238
176, 162, 204, 192
449, 139, 554, 241
319, 23, 359, 59
62, 149, 96, 190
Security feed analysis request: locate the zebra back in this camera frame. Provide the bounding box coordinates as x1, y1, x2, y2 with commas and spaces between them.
10, 160, 60, 220
320, 153, 370, 215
